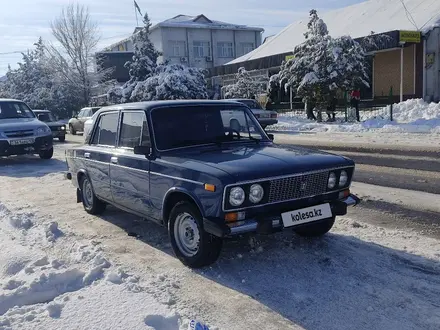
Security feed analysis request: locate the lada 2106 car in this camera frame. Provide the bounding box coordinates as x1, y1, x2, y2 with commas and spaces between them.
64, 100, 359, 268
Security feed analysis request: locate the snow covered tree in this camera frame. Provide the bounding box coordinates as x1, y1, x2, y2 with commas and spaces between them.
107, 12, 161, 103
130, 64, 208, 101
279, 10, 369, 109
223, 67, 268, 99
2, 37, 84, 118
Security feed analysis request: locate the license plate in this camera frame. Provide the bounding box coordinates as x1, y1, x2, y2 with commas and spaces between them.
281, 203, 332, 228
9, 138, 34, 146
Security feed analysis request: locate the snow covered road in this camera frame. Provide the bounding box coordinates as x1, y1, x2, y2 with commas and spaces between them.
0, 143, 439, 330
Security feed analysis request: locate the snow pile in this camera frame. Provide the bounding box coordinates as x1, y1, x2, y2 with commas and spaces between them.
271, 98, 440, 133
0, 202, 205, 330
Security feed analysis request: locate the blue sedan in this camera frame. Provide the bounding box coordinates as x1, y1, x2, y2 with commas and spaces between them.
64, 100, 359, 268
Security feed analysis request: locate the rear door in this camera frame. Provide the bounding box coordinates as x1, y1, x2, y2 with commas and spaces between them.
110, 110, 152, 216
84, 111, 120, 202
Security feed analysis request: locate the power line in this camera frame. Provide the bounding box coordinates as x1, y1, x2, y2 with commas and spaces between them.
0, 51, 27, 56
399, 0, 419, 30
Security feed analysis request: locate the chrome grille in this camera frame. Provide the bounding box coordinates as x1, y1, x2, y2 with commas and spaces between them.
5, 130, 34, 138
268, 171, 329, 203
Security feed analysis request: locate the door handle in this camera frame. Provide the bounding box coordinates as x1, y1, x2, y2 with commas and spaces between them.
110, 157, 118, 164
84, 152, 90, 158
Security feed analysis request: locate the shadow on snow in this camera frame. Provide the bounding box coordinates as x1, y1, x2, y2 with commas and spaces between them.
97, 206, 440, 330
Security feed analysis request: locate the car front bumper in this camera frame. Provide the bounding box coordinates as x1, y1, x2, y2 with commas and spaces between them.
0, 135, 53, 156
203, 194, 361, 237
51, 130, 66, 138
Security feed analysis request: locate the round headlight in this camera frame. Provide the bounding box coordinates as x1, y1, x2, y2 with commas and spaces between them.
339, 170, 348, 187
328, 172, 337, 189
249, 184, 264, 204
60, 126, 66, 130
229, 187, 245, 207
36, 126, 51, 135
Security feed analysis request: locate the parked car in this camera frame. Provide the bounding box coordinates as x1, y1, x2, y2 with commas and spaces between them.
228, 99, 278, 129
64, 100, 359, 268
33, 109, 66, 142
83, 109, 102, 141
68, 107, 100, 135
0, 99, 53, 159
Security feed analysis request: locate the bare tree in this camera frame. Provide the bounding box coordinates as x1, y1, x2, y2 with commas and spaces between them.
50, 3, 103, 106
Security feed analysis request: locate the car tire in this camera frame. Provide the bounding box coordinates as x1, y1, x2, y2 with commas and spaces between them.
80, 176, 106, 215
230, 119, 241, 132
38, 147, 53, 160
69, 124, 76, 135
58, 136, 66, 142
293, 217, 335, 237
168, 201, 222, 268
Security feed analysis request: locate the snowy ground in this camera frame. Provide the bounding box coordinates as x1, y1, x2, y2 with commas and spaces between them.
271, 99, 440, 134
1, 144, 440, 330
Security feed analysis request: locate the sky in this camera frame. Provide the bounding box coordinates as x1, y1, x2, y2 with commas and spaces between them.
0, 0, 365, 75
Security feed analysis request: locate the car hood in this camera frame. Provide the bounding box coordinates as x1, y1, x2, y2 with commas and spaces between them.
0, 118, 44, 130
162, 143, 353, 183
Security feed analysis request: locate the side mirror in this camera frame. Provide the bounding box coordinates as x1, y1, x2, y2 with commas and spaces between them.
267, 133, 274, 141
134, 145, 151, 156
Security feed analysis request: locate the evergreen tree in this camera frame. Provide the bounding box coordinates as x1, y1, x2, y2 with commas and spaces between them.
223, 67, 267, 99
130, 64, 208, 101
109, 12, 161, 103
279, 10, 369, 109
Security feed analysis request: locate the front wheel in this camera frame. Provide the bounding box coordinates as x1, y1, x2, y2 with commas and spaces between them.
293, 217, 335, 237
58, 136, 66, 142
39, 148, 53, 160
80, 176, 106, 215
168, 202, 222, 268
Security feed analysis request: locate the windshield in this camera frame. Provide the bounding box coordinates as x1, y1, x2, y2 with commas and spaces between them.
239, 100, 263, 109
0, 102, 35, 119
151, 105, 268, 151
35, 112, 56, 122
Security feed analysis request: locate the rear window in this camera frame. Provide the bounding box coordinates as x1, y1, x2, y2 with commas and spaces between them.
0, 102, 35, 119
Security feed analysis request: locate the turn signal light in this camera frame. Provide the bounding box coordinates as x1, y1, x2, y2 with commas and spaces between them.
204, 184, 216, 192
339, 189, 350, 199
225, 212, 245, 222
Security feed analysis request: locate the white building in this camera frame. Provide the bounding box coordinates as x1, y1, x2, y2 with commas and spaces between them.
102, 14, 264, 70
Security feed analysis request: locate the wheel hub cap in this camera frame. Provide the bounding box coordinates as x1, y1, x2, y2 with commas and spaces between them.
174, 212, 200, 257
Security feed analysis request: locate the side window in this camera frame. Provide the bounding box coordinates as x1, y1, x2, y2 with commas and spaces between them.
77, 110, 84, 117
90, 112, 119, 146
119, 112, 150, 148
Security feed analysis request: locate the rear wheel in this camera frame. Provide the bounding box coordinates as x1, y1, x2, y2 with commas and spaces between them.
38, 147, 53, 160
293, 217, 335, 237
80, 176, 106, 215
69, 124, 76, 135
169, 201, 222, 268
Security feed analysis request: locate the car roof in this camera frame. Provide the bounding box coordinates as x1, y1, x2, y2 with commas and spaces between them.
0, 98, 25, 103
32, 109, 50, 113
228, 99, 256, 102
95, 100, 246, 114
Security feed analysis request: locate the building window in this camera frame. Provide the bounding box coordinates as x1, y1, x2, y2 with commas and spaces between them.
193, 41, 211, 58
240, 42, 254, 56
217, 42, 234, 58
169, 41, 186, 57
